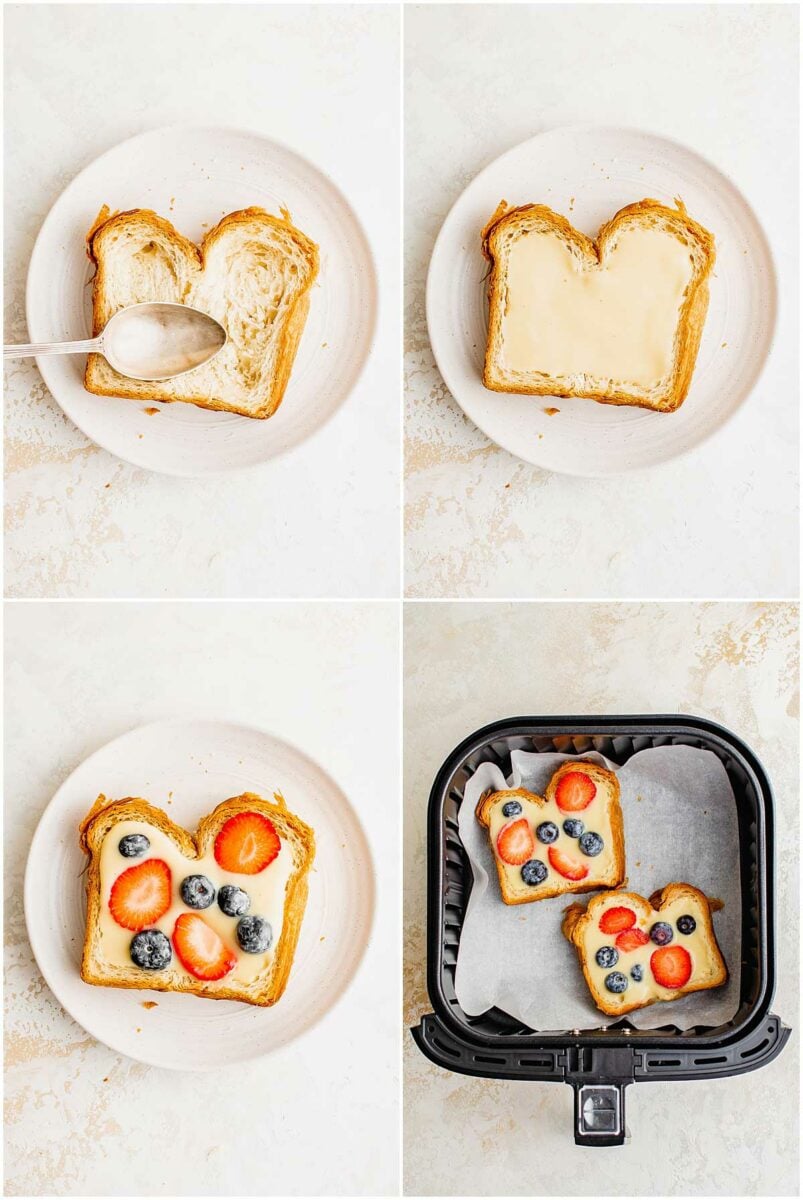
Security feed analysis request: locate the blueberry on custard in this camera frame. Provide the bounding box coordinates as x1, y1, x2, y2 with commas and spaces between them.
501, 800, 522, 818
562, 818, 584, 839
595, 945, 618, 968
130, 929, 172, 970
520, 859, 548, 886
236, 915, 273, 954
579, 831, 603, 857
180, 875, 216, 910
119, 834, 150, 858
536, 821, 559, 844
218, 884, 251, 917
649, 921, 674, 946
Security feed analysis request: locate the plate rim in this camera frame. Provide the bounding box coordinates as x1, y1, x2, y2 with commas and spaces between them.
425, 121, 779, 477
25, 122, 379, 478
23, 715, 376, 1070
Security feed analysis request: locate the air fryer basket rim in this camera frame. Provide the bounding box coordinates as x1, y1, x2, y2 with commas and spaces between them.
424, 713, 780, 1051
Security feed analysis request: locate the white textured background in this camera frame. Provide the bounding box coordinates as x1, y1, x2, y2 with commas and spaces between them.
4, 4, 400, 599
5, 601, 400, 1196
404, 4, 799, 598
404, 601, 798, 1196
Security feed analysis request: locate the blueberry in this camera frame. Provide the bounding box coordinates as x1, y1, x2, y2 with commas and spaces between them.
536, 821, 559, 844
236, 915, 273, 953
119, 834, 150, 858
605, 971, 629, 994
218, 884, 250, 917
501, 800, 522, 818
579, 831, 604, 857
677, 915, 696, 935
630, 964, 644, 982
520, 859, 548, 886
562, 818, 585, 838
130, 929, 172, 970
180, 875, 216, 910
595, 945, 619, 968
650, 921, 674, 946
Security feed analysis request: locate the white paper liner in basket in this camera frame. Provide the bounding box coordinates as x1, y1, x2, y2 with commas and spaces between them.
455, 746, 741, 1032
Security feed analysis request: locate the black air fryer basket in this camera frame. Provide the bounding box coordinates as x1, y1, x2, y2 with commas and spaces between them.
411, 715, 791, 1145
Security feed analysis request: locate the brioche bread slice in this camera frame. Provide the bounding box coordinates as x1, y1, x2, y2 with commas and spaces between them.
481, 198, 715, 412
476, 761, 625, 905
79, 791, 315, 1006
84, 206, 319, 418
563, 883, 727, 1017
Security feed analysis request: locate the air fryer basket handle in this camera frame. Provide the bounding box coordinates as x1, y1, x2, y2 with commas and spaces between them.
413, 1013, 791, 1148
572, 1081, 629, 1146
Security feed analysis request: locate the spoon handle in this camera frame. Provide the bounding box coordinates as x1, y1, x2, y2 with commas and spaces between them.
3, 336, 102, 359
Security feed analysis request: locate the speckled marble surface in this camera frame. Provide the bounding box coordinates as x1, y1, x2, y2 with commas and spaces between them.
4, 601, 400, 1196
404, 4, 799, 598
4, 4, 400, 599
403, 601, 798, 1195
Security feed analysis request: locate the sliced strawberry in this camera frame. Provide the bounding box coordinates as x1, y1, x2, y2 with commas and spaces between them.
173, 913, 237, 981
651, 945, 692, 990
599, 906, 636, 934
109, 859, 171, 931
555, 771, 597, 812
214, 811, 280, 875
616, 927, 650, 953
496, 818, 535, 866
548, 845, 589, 881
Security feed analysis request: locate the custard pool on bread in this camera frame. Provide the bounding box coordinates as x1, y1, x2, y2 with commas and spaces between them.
84, 206, 319, 419
563, 884, 727, 1018
79, 792, 315, 1006
476, 761, 625, 905
481, 199, 715, 412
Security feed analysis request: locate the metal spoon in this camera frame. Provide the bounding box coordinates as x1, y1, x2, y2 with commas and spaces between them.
3, 302, 227, 381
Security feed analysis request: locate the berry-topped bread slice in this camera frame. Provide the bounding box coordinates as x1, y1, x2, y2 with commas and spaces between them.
79, 792, 315, 1006
562, 883, 727, 1017
475, 761, 625, 905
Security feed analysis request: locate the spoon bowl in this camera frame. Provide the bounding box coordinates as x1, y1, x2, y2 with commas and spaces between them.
4, 301, 228, 381
101, 302, 227, 381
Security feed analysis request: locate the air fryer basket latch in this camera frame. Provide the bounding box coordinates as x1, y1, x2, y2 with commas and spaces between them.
572, 1082, 629, 1146
563, 1046, 638, 1146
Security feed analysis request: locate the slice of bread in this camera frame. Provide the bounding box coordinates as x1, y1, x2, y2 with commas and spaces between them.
562, 883, 727, 1017
84, 206, 319, 418
476, 760, 625, 905
481, 198, 715, 412
79, 791, 315, 1006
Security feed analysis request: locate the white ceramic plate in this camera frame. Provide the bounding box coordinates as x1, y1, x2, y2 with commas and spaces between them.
426, 125, 777, 475
26, 125, 377, 476
24, 720, 374, 1070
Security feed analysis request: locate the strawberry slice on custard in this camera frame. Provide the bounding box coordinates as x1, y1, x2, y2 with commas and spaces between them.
173, 913, 237, 981
548, 845, 589, 881
651, 944, 692, 989
496, 818, 535, 865
214, 811, 280, 875
616, 928, 650, 953
555, 771, 597, 812
109, 859, 171, 931
599, 906, 636, 934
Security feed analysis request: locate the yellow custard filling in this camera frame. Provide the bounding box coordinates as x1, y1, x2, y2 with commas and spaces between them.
98, 819, 293, 985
